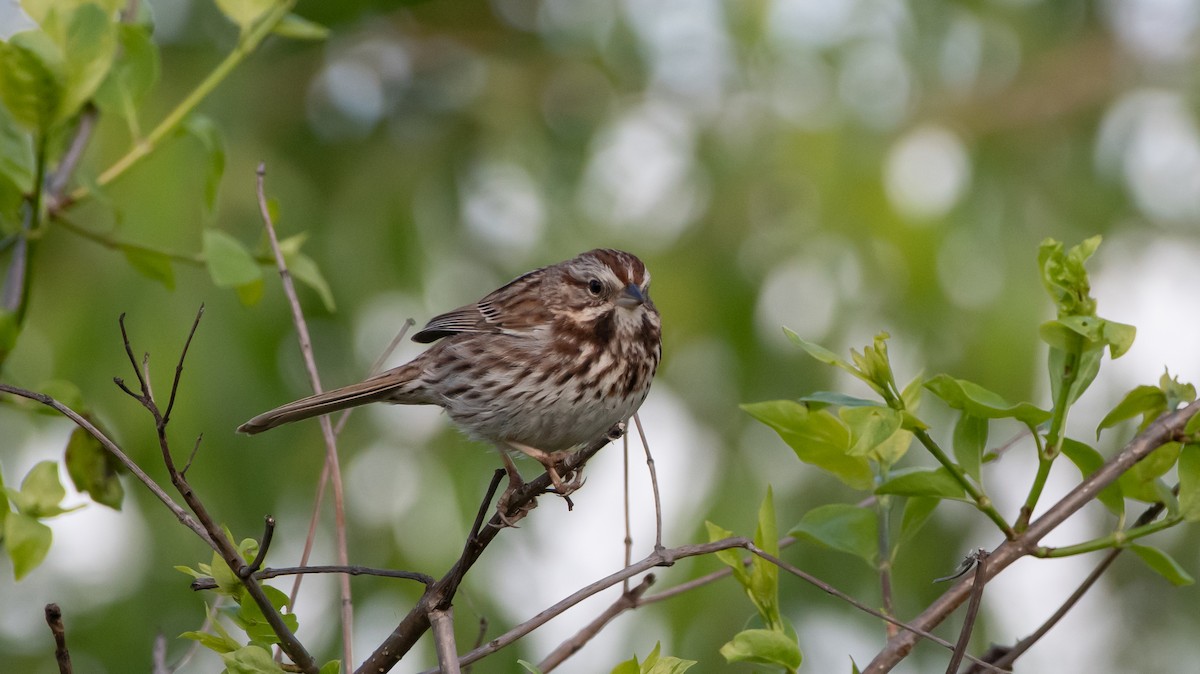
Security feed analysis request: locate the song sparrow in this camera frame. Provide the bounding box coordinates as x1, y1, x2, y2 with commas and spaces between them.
238, 249, 662, 515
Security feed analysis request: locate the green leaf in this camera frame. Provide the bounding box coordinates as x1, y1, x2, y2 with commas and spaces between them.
272, 13, 330, 40
705, 520, 751, 589
719, 628, 802, 670
1118, 442, 1181, 503
0, 30, 66, 131
0, 104, 35, 191
896, 496, 939, 550
1098, 385, 1165, 437
234, 278, 265, 306
518, 661, 544, 674
5, 512, 52, 579
749, 487, 781, 628
56, 2, 118, 124
11, 461, 73, 517
952, 413, 987, 482
924, 374, 1051, 426
284, 251, 336, 311
875, 467, 967, 501
1038, 236, 1099, 317
184, 115, 225, 214
1162, 370, 1197, 411
65, 422, 124, 509
318, 661, 341, 674
220, 644, 286, 673
839, 406, 902, 458
1130, 544, 1194, 586
1178, 445, 1200, 523
214, 0, 275, 33
741, 401, 873, 490
610, 656, 638, 674
180, 629, 241, 654
783, 328, 847, 368
1060, 439, 1124, 517
799, 391, 880, 408
94, 23, 160, 116
791, 503, 877, 565
122, 246, 176, 290
203, 229, 261, 288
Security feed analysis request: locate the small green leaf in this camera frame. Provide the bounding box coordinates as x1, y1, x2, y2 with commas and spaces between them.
0, 30, 66, 131
518, 661, 544, 674
952, 413, 987, 481
719, 628, 802, 670
122, 246, 176, 290
839, 406, 902, 458
876, 467, 967, 501
1098, 385, 1165, 437
924, 374, 1051, 426
896, 496, 939, 550
705, 520, 750, 588
791, 504, 877, 565
215, 0, 275, 33
749, 487, 781, 628
203, 229, 261, 288
1119, 442, 1181, 503
220, 644, 286, 673
94, 23, 160, 115
0, 104, 34, 191
285, 251, 336, 312
272, 13, 330, 40
180, 629, 241, 654
783, 328, 846, 368
1060, 439, 1123, 517
318, 661, 341, 674
1162, 370, 1197, 411
1038, 236, 1100, 317
610, 656, 638, 674
56, 3, 118, 124
1130, 544, 1194, 586
5, 512, 52, 579
11, 461, 73, 517
1178, 445, 1200, 523
184, 115, 225, 214
65, 422, 124, 509
799, 391, 879, 408
741, 401, 872, 490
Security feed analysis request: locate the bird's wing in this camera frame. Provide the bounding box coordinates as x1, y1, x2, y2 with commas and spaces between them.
411, 267, 553, 343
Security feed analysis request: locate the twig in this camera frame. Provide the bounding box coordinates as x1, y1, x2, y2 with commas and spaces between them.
963, 497, 1172, 673
117, 309, 318, 674
358, 428, 625, 674
946, 550, 988, 674
0, 383, 210, 545
242, 516, 276, 577
428, 538, 1006, 674
639, 536, 797, 605
622, 428, 632, 593
44, 604, 73, 674
864, 399, 1200, 673
537, 575, 656, 672
632, 413, 664, 550
256, 163, 354, 668
430, 608, 461, 674
152, 633, 169, 674
191, 564, 434, 591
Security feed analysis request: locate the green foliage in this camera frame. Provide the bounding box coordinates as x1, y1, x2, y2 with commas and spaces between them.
2, 461, 83, 579
790, 504, 877, 566
1129, 545, 1195, 587
707, 488, 802, 673
610, 642, 696, 674
64, 422, 124, 509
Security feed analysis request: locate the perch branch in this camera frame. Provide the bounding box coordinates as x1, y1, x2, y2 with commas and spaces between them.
44, 604, 73, 674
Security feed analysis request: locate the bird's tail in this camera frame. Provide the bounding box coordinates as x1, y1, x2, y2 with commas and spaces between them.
237, 364, 421, 434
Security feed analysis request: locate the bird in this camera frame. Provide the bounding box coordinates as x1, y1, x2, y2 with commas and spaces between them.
238, 248, 662, 518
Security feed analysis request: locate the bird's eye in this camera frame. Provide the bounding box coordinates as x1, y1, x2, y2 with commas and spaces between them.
588, 279, 604, 296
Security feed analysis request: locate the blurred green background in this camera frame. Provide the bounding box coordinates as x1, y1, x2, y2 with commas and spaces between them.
3, 0, 1200, 672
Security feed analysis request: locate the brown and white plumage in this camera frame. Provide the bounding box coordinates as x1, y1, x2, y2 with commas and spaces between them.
237, 249, 662, 465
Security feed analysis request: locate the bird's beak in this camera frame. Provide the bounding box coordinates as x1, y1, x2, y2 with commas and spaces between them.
616, 284, 646, 309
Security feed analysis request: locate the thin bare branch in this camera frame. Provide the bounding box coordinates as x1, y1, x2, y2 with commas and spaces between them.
430, 608, 461, 674
0, 383, 210, 544
191, 564, 434, 591
44, 604, 73, 674
864, 399, 1200, 673
538, 574, 656, 672
632, 413, 663, 550
256, 163, 355, 668
946, 550, 988, 674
